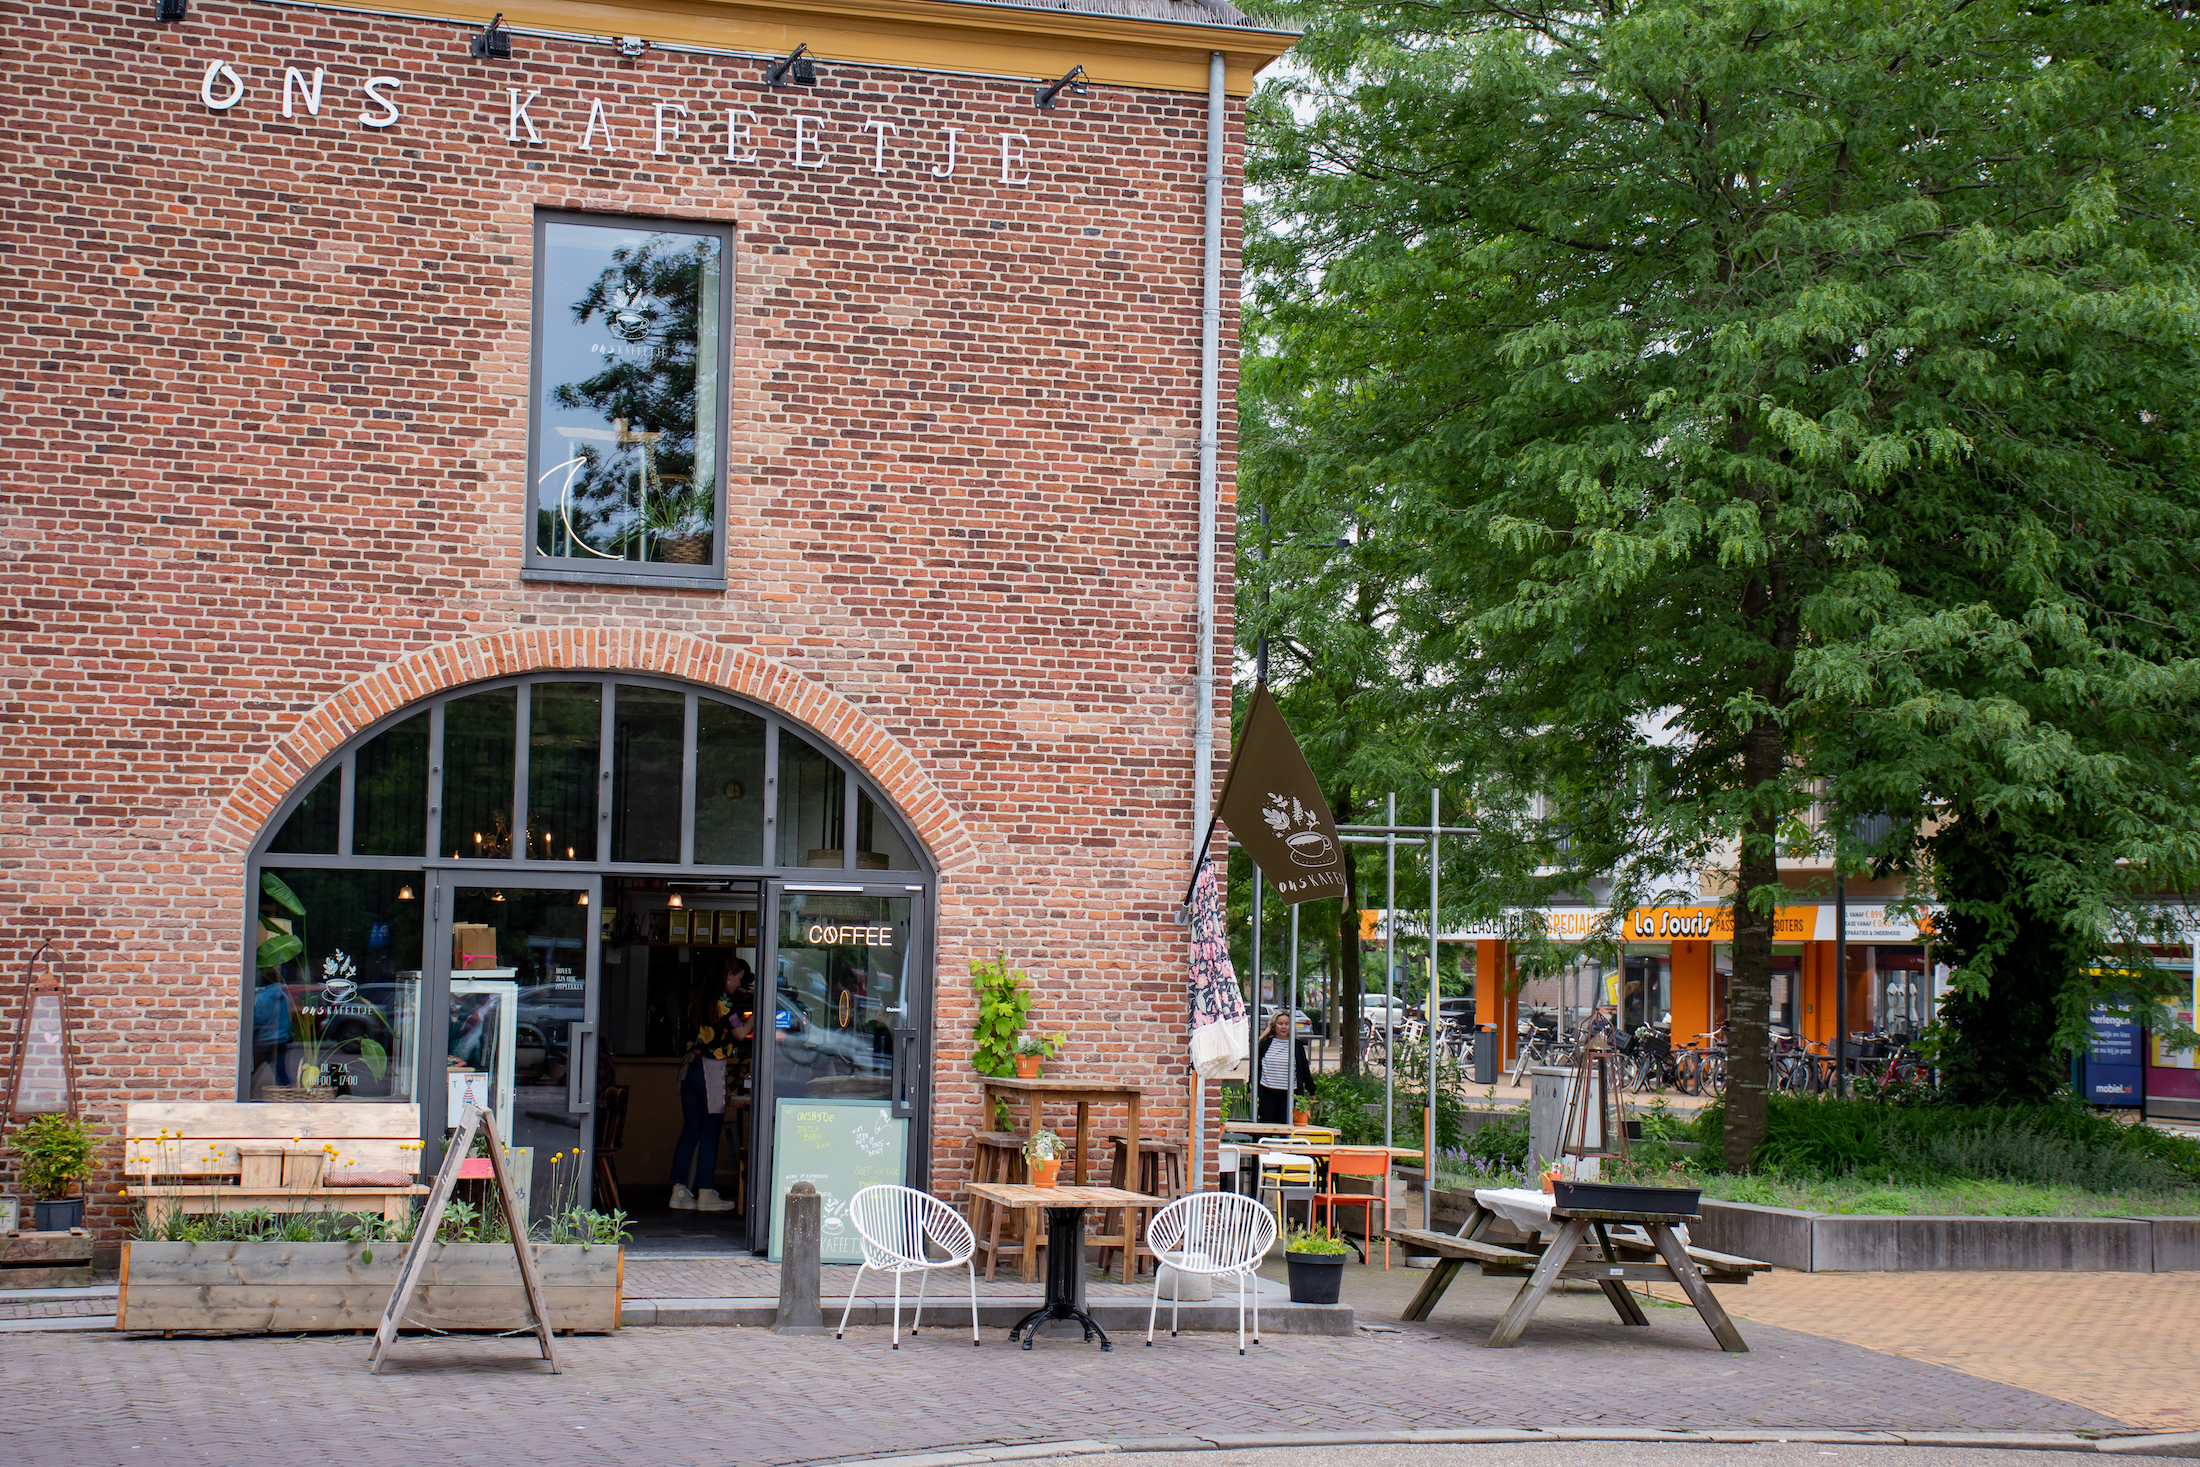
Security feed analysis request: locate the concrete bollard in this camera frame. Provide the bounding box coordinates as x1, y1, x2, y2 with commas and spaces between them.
774, 1181, 830, 1335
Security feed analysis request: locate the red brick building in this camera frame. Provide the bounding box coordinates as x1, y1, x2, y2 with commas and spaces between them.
1, 0, 1290, 1247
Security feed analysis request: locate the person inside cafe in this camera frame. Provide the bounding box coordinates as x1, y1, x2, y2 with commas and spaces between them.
670, 956, 754, 1212
1255, 1010, 1317, 1124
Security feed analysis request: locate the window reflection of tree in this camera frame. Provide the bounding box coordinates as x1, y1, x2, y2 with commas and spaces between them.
542, 235, 715, 561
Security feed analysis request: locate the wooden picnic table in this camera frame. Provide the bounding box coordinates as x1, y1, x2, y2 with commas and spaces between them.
980, 1076, 1143, 1189
965, 1182, 1164, 1351
1387, 1187, 1766, 1352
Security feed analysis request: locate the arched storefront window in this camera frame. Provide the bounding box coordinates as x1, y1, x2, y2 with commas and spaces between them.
240, 673, 934, 1239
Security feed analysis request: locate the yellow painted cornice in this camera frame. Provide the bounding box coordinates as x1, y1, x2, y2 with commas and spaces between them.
343, 0, 1296, 95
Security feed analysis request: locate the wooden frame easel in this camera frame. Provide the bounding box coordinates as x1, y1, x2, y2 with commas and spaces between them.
368, 1104, 561, 1375
1, 939, 83, 1126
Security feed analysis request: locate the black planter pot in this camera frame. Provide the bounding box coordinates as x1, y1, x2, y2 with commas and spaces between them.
33, 1197, 84, 1232
1284, 1250, 1346, 1305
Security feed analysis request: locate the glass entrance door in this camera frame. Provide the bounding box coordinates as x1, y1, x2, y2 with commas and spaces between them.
751, 884, 925, 1250
426, 873, 601, 1213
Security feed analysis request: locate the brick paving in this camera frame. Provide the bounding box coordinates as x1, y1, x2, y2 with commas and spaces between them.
626, 1255, 1157, 1300
0, 1263, 2126, 1467
1643, 1269, 2200, 1434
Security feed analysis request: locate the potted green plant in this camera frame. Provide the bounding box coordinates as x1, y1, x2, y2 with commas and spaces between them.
1282, 1223, 1348, 1304
1024, 1128, 1063, 1188
8, 1114, 99, 1232
1291, 1094, 1314, 1128
1012, 1032, 1062, 1080
642, 484, 713, 565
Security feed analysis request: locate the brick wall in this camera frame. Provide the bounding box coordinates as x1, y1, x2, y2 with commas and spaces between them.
0, 0, 1241, 1228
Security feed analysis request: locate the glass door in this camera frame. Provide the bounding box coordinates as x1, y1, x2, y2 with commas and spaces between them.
750, 882, 926, 1250
426, 872, 602, 1212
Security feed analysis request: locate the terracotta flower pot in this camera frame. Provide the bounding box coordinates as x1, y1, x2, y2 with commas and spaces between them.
1292, 1109, 1311, 1127
1029, 1158, 1061, 1188
1014, 1055, 1043, 1079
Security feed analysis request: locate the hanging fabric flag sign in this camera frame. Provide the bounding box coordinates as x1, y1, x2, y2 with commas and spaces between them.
1213, 684, 1346, 904
1187, 860, 1250, 1078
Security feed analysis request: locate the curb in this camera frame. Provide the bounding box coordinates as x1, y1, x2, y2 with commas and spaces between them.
821, 1428, 2200, 1464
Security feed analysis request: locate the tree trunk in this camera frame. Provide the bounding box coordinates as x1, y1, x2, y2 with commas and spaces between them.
1724, 716, 1780, 1171
1337, 783, 1364, 1077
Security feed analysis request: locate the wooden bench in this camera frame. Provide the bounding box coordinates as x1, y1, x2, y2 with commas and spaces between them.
126, 1102, 427, 1225
1388, 1221, 1769, 1324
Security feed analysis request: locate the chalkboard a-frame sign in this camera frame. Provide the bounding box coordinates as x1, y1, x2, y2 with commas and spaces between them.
768, 1098, 909, 1262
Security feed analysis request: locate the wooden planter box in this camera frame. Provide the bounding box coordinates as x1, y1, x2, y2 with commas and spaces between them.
116, 1241, 623, 1334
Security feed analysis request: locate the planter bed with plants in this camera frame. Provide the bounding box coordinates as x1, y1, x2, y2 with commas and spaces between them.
1624, 1093, 2200, 1272
116, 1203, 628, 1335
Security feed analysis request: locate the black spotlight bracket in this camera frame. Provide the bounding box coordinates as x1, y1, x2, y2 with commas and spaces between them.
154, 0, 187, 22
766, 42, 815, 87
1035, 64, 1087, 110
469, 12, 513, 59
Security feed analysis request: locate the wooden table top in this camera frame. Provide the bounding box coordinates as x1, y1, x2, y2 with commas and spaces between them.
980, 1077, 1146, 1096
1221, 1121, 1327, 1136
1223, 1142, 1424, 1161
967, 1181, 1165, 1208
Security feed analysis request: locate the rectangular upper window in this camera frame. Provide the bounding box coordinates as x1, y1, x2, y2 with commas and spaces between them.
524, 211, 731, 590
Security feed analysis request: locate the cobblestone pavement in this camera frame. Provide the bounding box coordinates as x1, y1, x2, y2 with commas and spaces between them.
0, 1263, 2127, 1467
1642, 1269, 2200, 1433
625, 1254, 1157, 1299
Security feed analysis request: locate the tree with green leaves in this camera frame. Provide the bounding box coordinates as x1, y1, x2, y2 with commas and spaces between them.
1247, 0, 2200, 1160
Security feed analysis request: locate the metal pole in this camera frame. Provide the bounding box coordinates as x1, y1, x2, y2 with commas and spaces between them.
1385, 792, 1396, 1151
1288, 901, 1301, 1121
1425, 789, 1439, 1228
1835, 844, 1848, 1099
1250, 861, 1263, 1128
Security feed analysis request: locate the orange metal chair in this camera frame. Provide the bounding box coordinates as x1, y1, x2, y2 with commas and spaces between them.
1310, 1146, 1392, 1269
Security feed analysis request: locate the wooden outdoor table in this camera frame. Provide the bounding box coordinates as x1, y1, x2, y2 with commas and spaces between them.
980, 1076, 1144, 1192
965, 1182, 1164, 1351
1386, 1190, 1766, 1352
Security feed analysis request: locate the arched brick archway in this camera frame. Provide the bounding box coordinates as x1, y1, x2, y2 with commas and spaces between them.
209, 630, 975, 869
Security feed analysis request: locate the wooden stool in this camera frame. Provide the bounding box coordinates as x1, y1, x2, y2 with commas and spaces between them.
1098, 1135, 1186, 1277
592, 1085, 629, 1212
968, 1130, 1043, 1282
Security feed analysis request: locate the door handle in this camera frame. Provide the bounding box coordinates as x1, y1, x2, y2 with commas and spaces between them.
568, 1022, 597, 1113
892, 1028, 919, 1119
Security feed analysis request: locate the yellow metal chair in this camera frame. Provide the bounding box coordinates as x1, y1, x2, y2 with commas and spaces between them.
1257, 1150, 1317, 1234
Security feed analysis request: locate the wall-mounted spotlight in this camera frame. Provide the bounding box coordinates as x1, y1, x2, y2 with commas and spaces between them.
469, 12, 512, 59
615, 35, 648, 58
154, 0, 187, 22
766, 43, 816, 87
1035, 64, 1087, 110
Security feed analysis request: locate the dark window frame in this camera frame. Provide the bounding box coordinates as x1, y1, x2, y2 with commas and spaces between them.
521, 209, 735, 591
237, 673, 935, 1102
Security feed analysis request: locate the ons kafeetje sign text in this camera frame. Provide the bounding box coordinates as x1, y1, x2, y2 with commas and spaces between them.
190, 57, 1054, 184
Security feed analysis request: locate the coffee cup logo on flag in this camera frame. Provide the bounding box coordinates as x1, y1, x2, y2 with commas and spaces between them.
1212, 685, 1346, 903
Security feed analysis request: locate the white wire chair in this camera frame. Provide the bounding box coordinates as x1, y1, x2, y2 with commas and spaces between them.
1144, 1191, 1277, 1354
836, 1184, 981, 1349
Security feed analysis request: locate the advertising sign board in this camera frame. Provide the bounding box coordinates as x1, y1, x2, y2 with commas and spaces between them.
2084, 1010, 2144, 1107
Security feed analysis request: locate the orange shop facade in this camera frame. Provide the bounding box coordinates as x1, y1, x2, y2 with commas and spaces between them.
1458, 904, 1938, 1065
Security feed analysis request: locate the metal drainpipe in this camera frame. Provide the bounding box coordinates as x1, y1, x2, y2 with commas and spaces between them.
1191, 50, 1225, 1193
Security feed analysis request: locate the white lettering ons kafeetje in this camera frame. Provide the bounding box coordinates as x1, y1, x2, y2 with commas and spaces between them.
192, 57, 1058, 183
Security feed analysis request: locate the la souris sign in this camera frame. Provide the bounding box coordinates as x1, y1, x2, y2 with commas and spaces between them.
190, 54, 1063, 184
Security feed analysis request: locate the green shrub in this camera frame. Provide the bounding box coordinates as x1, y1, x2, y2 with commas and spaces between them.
1456, 1108, 1528, 1171
1690, 1092, 2193, 1194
